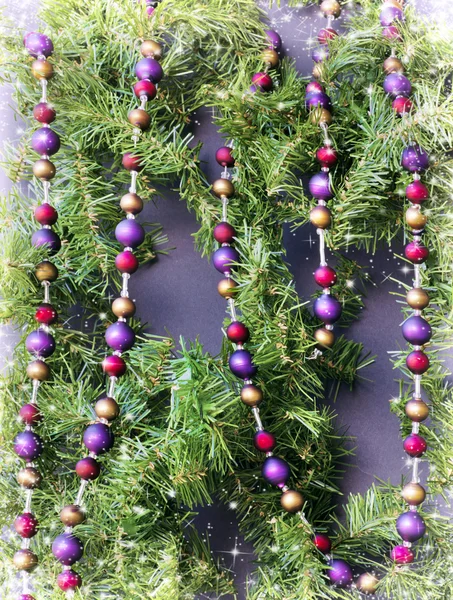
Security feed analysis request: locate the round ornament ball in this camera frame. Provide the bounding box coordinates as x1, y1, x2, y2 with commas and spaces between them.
280, 489, 304, 513
31, 228, 61, 254
35, 260, 58, 282
318, 28, 338, 44
313, 533, 331, 553
356, 573, 379, 594
314, 327, 335, 348
265, 30, 282, 51
24, 32, 54, 57
35, 302, 58, 325
133, 79, 157, 100
26, 359, 50, 381
396, 511, 426, 542
327, 559, 353, 587
313, 294, 342, 324
314, 265, 337, 287
226, 321, 249, 344
75, 456, 101, 480
405, 399, 429, 422
240, 384, 263, 406
406, 180, 429, 203
320, 0, 341, 17
403, 433, 427, 457
128, 108, 151, 130
115, 219, 145, 249
19, 403, 42, 425
383, 56, 404, 74
26, 329, 56, 357
31, 59, 53, 80
212, 178, 235, 198
213, 221, 236, 244
13, 549, 38, 571
404, 242, 429, 264
52, 533, 84, 565
401, 145, 429, 172
402, 315, 432, 345
383, 73, 411, 98
33, 159, 56, 181
57, 569, 82, 592
212, 246, 239, 274
262, 456, 290, 487
215, 147, 235, 168
391, 544, 414, 564
309, 171, 333, 200
253, 430, 276, 452
112, 297, 136, 318
405, 207, 427, 230
251, 72, 273, 92
120, 193, 143, 214
122, 152, 143, 172
115, 250, 139, 274
60, 504, 86, 527
401, 482, 426, 505
94, 396, 120, 421
406, 350, 429, 375
31, 127, 60, 156
13, 431, 44, 461
229, 349, 257, 379
217, 277, 238, 298
14, 512, 38, 538
83, 423, 114, 454
102, 354, 127, 377
17, 467, 42, 489
140, 40, 163, 60
33, 102, 56, 124
310, 205, 331, 229
135, 57, 163, 82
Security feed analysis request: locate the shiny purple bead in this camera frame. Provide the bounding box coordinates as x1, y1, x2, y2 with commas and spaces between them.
52, 533, 84, 565
31, 228, 61, 254
309, 172, 333, 200
402, 315, 432, 345
383, 73, 411, 98
31, 128, 60, 156
212, 246, 239, 274
135, 58, 163, 83
312, 46, 329, 63
229, 349, 257, 379
401, 145, 430, 173
24, 32, 54, 57
380, 6, 404, 26
13, 431, 44, 461
105, 321, 136, 352
305, 92, 331, 110
314, 294, 342, 324
26, 329, 56, 357
265, 30, 282, 51
262, 456, 290, 487
327, 559, 353, 587
396, 511, 426, 542
83, 423, 114, 455
115, 219, 145, 248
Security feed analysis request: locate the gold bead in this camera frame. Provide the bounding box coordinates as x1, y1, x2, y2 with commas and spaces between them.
112, 297, 136, 318
406, 287, 430, 310
405, 207, 427, 229
120, 192, 144, 214
356, 573, 379, 594
17, 467, 42, 489
280, 490, 304, 513
212, 178, 235, 198
312, 64, 324, 80
13, 549, 38, 571
401, 482, 426, 505
383, 56, 404, 74
33, 158, 56, 181
31, 59, 54, 80
60, 504, 86, 527
140, 40, 163, 60
26, 359, 50, 381
240, 384, 263, 407
35, 260, 58, 282
314, 327, 335, 348
262, 49, 279, 68
310, 107, 332, 126
94, 396, 120, 421
405, 399, 429, 422
320, 0, 341, 18
128, 108, 151, 131
310, 205, 331, 229
217, 278, 238, 299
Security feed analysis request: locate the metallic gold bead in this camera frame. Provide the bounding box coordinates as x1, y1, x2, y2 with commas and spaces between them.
262, 49, 279, 68
310, 205, 331, 229
35, 260, 58, 282
310, 107, 332, 126
405, 399, 429, 422
314, 327, 335, 348
112, 297, 136, 318
312, 64, 323, 80
60, 504, 86, 527
13, 549, 38, 571
31, 59, 54, 80
212, 178, 234, 198
356, 573, 379, 594
26, 359, 50, 381
401, 482, 426, 506
140, 40, 163, 60
320, 0, 341, 17
240, 384, 263, 407
33, 158, 56, 181
406, 207, 427, 229
217, 278, 238, 299
383, 56, 404, 74
128, 108, 151, 131
120, 192, 144, 214
94, 396, 120, 421
383, 0, 404, 7
406, 287, 430, 310
17, 467, 42, 489
280, 490, 304, 513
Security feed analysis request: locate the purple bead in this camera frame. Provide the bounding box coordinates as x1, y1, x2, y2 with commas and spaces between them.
312, 46, 329, 63
105, 321, 136, 352
402, 315, 432, 345
135, 58, 163, 83
265, 30, 282, 51
212, 246, 239, 274
115, 219, 145, 248
26, 329, 56, 357
396, 511, 426, 542
383, 73, 411, 98
262, 456, 290, 487
83, 423, 114, 455
305, 92, 331, 110
229, 349, 257, 379
13, 431, 44, 460
31, 128, 60, 156
31, 228, 61, 254
249, 84, 258, 94
313, 294, 342, 324
401, 145, 429, 173
380, 6, 404, 26
308, 172, 333, 200
24, 32, 54, 57
327, 559, 353, 587
52, 533, 84, 565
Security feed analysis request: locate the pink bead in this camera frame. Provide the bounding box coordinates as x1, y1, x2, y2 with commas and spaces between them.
391, 544, 414, 564
392, 97, 413, 115
405, 242, 429, 264
318, 28, 338, 44
406, 350, 430, 375
313, 533, 331, 553
252, 72, 273, 91
406, 180, 429, 204
226, 321, 250, 344
314, 265, 337, 287
403, 433, 427, 457
253, 430, 276, 452
215, 146, 235, 168
133, 79, 157, 100
115, 250, 139, 274
14, 512, 38, 538
383, 26, 402, 40
57, 569, 82, 591
18, 596, 36, 600
34, 203, 58, 225
122, 152, 143, 172
213, 222, 236, 244
19, 403, 42, 425
306, 81, 323, 94
102, 355, 127, 377
316, 146, 338, 168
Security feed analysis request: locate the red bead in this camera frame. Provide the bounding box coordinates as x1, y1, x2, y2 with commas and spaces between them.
252, 72, 273, 91
406, 180, 429, 204
403, 433, 427, 457
213, 222, 236, 244
406, 350, 430, 375
306, 81, 323, 94
314, 265, 337, 287
122, 152, 143, 172
14, 512, 38, 538
253, 430, 276, 452
75, 456, 101, 480
392, 96, 413, 115
226, 321, 250, 344
35, 302, 58, 325
391, 544, 414, 564
34, 203, 58, 225
133, 79, 157, 100
102, 354, 127, 377
57, 569, 82, 591
405, 242, 429, 264
318, 28, 338, 44
33, 102, 56, 124
316, 146, 338, 168
19, 403, 42, 425
313, 533, 331, 553
215, 147, 235, 168
115, 250, 139, 274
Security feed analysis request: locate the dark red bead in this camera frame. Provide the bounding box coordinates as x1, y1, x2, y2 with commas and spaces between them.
406, 180, 429, 204
405, 242, 429, 264
115, 250, 139, 274
313, 533, 331, 553
392, 97, 413, 115
57, 569, 82, 591
33, 102, 56, 124
35, 302, 58, 325
253, 430, 276, 452
75, 456, 101, 480
318, 28, 338, 44
403, 433, 427, 457
34, 203, 58, 225
306, 81, 323, 94
213, 222, 236, 244
14, 512, 38, 538
314, 265, 337, 287
251, 72, 273, 91
122, 152, 143, 172
133, 79, 157, 100
316, 146, 338, 168
19, 403, 42, 425
102, 354, 127, 377
215, 146, 235, 168
406, 350, 430, 375
226, 321, 250, 344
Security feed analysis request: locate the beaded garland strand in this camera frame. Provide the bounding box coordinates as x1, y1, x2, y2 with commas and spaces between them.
11, 32, 61, 599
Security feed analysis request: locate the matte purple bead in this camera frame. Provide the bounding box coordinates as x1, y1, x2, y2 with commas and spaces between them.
308, 172, 333, 200
13, 431, 44, 461
305, 92, 331, 110
265, 30, 282, 51
313, 294, 342, 324
115, 219, 145, 248
401, 145, 429, 173
83, 423, 114, 455
312, 46, 329, 63
212, 246, 239, 274
26, 329, 56, 357
401, 315, 432, 345
52, 533, 84, 565
327, 559, 353, 587
262, 456, 290, 487
396, 511, 426, 542
135, 58, 163, 83
31, 228, 61, 254
31, 128, 60, 156
383, 73, 411, 98
229, 349, 257, 379
105, 321, 136, 352
380, 6, 404, 26
24, 32, 54, 57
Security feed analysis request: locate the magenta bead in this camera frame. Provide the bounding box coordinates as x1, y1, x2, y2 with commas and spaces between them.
265, 30, 282, 51
402, 316, 432, 345
402, 145, 429, 173
252, 72, 273, 91
327, 559, 353, 588
35, 203, 58, 226
102, 354, 127, 377
314, 265, 337, 287
133, 79, 157, 100
31, 228, 61, 254
33, 102, 56, 124
83, 423, 114, 455
383, 25, 402, 40
75, 456, 101, 480
215, 146, 234, 167
383, 74, 411, 98
35, 303, 57, 325
135, 58, 163, 82
122, 152, 143, 172
391, 544, 414, 564
312, 46, 329, 63
115, 219, 145, 248
318, 28, 338, 44
14, 513, 38, 538
31, 127, 60, 156
213, 222, 236, 244
115, 250, 139, 273
13, 431, 44, 461
313, 294, 342, 324
52, 533, 84, 566
253, 430, 276, 452
24, 32, 54, 57
406, 350, 429, 375
229, 349, 257, 379
305, 92, 331, 111
316, 146, 337, 168
226, 321, 249, 344
19, 404, 42, 425
393, 97, 413, 115
313, 533, 331, 553
57, 569, 82, 591
105, 321, 136, 352
26, 329, 56, 357
212, 246, 239, 274
380, 6, 403, 26
406, 180, 429, 204
309, 172, 333, 200
306, 81, 323, 94
403, 434, 427, 458
18, 596, 36, 600
405, 242, 429, 264
396, 511, 426, 542
262, 456, 290, 487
